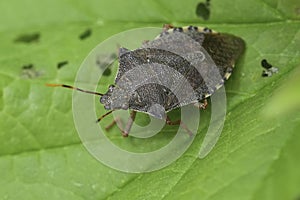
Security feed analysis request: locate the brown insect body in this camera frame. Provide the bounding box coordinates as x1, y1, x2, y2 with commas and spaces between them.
100, 26, 245, 119
48, 25, 245, 136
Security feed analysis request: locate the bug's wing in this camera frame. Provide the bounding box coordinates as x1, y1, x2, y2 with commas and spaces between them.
158, 26, 246, 82
142, 29, 246, 102
201, 33, 245, 80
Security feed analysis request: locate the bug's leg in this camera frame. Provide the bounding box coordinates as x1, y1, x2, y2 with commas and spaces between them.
163, 24, 174, 31
165, 116, 193, 136
122, 111, 137, 137
142, 40, 150, 45
97, 111, 128, 136
96, 110, 114, 122
105, 116, 124, 131
194, 99, 208, 109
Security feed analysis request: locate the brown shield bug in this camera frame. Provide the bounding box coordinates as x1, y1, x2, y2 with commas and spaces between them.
47, 25, 245, 137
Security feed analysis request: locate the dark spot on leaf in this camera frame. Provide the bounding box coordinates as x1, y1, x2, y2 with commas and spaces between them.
261, 70, 271, 77
295, 7, 300, 16
103, 68, 112, 76
14, 33, 40, 43
21, 64, 43, 79
294, 194, 300, 200
96, 53, 117, 76
22, 64, 33, 69
79, 28, 92, 40
196, 0, 210, 20
261, 59, 278, 77
261, 59, 272, 69
57, 61, 68, 69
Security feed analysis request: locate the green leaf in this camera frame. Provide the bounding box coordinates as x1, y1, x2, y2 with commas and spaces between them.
0, 0, 299, 199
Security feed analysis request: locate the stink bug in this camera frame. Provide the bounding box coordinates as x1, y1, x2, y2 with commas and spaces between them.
47, 25, 245, 137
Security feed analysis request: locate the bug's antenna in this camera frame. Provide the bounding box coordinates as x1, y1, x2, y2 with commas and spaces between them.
46, 83, 103, 96
96, 110, 114, 123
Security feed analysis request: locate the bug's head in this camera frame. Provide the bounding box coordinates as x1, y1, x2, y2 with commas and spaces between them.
100, 84, 129, 111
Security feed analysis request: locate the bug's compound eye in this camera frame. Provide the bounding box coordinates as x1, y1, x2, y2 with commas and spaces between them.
100, 95, 107, 104
108, 84, 115, 92
100, 95, 112, 110
100, 96, 105, 104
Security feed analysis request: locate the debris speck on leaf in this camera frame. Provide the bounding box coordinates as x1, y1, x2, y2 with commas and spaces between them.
14, 33, 40, 43
22, 64, 33, 69
196, 0, 211, 20
261, 59, 278, 77
79, 28, 92, 40
21, 64, 43, 79
96, 53, 117, 76
57, 61, 69, 69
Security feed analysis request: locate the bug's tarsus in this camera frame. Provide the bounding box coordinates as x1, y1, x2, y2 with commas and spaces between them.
121, 131, 128, 137
165, 116, 181, 126
166, 116, 193, 136
46, 83, 103, 96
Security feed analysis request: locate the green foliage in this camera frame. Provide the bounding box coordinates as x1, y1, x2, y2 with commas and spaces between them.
0, 0, 299, 199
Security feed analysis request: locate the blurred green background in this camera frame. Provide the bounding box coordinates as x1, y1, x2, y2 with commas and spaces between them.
0, 0, 299, 199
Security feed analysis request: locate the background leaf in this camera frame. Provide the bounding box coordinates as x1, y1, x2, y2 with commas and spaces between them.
0, 0, 299, 199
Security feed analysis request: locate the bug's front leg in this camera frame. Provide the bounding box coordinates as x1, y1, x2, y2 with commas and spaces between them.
165, 116, 193, 136
104, 111, 136, 137
122, 110, 137, 137
105, 116, 124, 131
